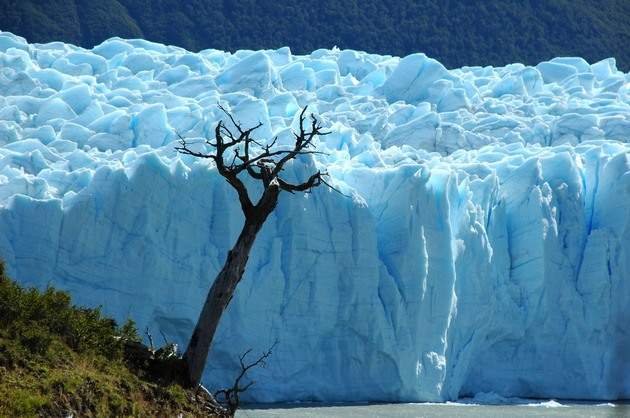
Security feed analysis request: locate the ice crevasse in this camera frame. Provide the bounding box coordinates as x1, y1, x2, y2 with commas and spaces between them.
0, 31, 629, 402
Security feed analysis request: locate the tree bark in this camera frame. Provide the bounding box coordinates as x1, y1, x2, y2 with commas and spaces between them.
183, 186, 279, 386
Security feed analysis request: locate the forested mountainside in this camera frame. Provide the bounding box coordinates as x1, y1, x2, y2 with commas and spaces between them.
1, 0, 628, 70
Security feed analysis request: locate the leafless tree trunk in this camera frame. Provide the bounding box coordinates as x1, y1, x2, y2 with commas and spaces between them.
176, 106, 334, 387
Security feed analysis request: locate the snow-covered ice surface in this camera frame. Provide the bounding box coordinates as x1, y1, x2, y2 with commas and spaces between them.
0, 30, 629, 402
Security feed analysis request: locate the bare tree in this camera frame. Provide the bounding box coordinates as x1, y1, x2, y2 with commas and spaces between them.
214, 342, 278, 415
176, 106, 333, 386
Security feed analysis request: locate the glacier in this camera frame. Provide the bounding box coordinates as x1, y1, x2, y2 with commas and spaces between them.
0, 30, 629, 402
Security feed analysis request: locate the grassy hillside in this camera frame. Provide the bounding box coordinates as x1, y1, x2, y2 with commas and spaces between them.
0, 262, 222, 417
0, 0, 628, 70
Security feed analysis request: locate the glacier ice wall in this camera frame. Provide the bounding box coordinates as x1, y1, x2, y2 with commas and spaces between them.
0, 31, 629, 401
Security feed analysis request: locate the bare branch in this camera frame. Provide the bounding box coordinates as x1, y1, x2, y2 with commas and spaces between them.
219, 104, 263, 137
159, 329, 169, 346
271, 107, 330, 177
277, 170, 347, 196
145, 327, 154, 353
174, 132, 215, 159
277, 171, 322, 193
213, 341, 278, 415
320, 176, 349, 197
175, 106, 342, 221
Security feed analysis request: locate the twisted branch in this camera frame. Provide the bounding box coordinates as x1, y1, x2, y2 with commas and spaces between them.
175, 105, 340, 215
214, 341, 278, 414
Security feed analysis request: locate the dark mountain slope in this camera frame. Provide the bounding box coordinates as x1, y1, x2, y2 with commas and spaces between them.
1, 0, 628, 70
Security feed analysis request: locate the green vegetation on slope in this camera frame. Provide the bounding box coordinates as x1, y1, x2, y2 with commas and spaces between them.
0, 262, 220, 417
0, 0, 628, 70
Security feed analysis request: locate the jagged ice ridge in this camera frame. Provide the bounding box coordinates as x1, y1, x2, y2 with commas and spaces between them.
0, 31, 629, 402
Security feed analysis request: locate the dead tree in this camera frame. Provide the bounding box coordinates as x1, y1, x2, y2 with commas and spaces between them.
176, 106, 333, 387
214, 342, 277, 415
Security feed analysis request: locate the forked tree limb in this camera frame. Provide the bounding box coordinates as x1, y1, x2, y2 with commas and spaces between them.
175, 105, 333, 203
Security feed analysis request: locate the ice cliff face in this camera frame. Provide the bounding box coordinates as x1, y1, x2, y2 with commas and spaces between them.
0, 31, 629, 401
